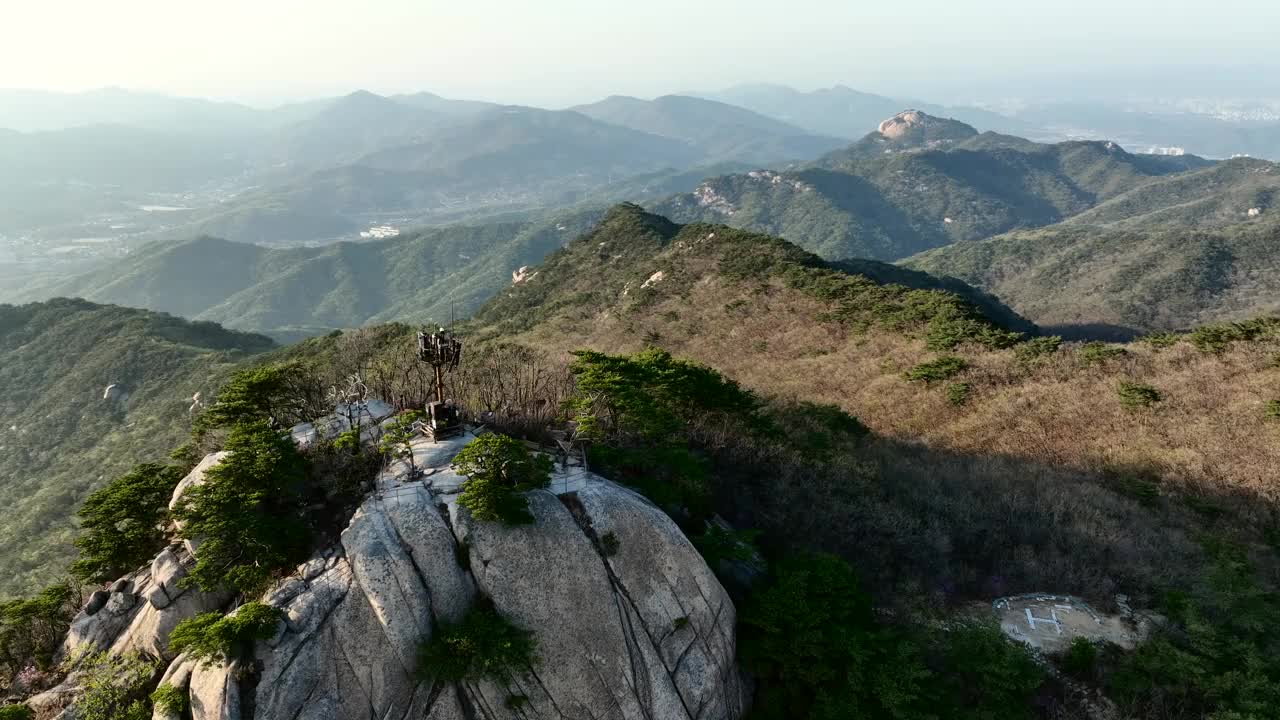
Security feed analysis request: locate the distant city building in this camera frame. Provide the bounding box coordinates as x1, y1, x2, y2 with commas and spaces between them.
360, 225, 400, 239
1142, 146, 1186, 156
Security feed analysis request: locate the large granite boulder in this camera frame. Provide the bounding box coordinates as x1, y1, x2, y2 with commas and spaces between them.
453, 485, 747, 720
248, 460, 477, 720
58, 436, 749, 720
110, 546, 232, 661
169, 452, 229, 556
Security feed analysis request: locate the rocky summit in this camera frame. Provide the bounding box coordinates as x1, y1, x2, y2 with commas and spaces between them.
30, 412, 747, 720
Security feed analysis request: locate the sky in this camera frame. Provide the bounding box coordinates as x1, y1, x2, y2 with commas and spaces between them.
2, 0, 1277, 106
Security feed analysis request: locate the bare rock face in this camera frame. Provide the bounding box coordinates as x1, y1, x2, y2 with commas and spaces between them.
248, 462, 478, 720
878, 109, 930, 138
60, 435, 746, 720
169, 452, 229, 556
61, 570, 149, 662
110, 547, 233, 660
188, 659, 239, 720
454, 485, 747, 720
875, 109, 978, 146
188, 436, 746, 720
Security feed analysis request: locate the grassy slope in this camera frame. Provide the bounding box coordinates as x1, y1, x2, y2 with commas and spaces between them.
0, 299, 274, 597
469, 205, 1280, 602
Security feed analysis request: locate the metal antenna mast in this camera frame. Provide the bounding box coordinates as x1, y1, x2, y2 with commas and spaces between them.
417, 327, 464, 439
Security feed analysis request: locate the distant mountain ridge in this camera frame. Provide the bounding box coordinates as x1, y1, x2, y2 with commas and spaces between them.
903, 159, 1280, 335
571, 94, 847, 164
653, 111, 1216, 261
39, 209, 608, 339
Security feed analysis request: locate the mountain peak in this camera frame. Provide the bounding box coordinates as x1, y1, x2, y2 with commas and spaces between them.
877, 109, 975, 140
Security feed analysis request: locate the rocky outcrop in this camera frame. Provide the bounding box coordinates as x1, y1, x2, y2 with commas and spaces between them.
47, 411, 747, 720
201, 428, 745, 720
57, 546, 230, 666
33, 487, 233, 718
875, 109, 978, 147
454, 483, 746, 720
169, 452, 228, 556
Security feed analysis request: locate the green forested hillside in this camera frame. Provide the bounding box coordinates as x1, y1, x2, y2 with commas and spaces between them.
904, 214, 1280, 336
4, 206, 1279, 719
0, 300, 273, 597
44, 209, 607, 339
654, 136, 1196, 260
1062, 157, 1278, 228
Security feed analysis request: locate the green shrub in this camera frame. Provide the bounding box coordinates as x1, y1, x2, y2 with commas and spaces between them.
1105, 466, 1161, 506
72, 463, 184, 583
418, 605, 537, 682
1140, 332, 1181, 349
150, 682, 187, 715
1014, 335, 1062, 362
903, 356, 968, 383
1061, 637, 1099, 679
790, 401, 869, 458
569, 348, 761, 515
1266, 400, 1280, 421
935, 621, 1044, 720
740, 553, 1045, 720
1108, 540, 1280, 719
1118, 382, 1163, 411
332, 428, 361, 454
173, 421, 312, 595
0, 581, 78, 674
193, 362, 321, 437
453, 433, 553, 525
1080, 342, 1127, 365
1189, 318, 1280, 353
0, 705, 32, 720
570, 347, 762, 441
600, 532, 620, 556
379, 410, 425, 473
693, 524, 760, 569
740, 554, 931, 720
946, 382, 972, 406
71, 651, 157, 720
168, 603, 283, 665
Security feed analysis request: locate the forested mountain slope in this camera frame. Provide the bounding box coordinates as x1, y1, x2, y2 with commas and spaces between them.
0, 300, 273, 597
904, 214, 1280, 337
903, 159, 1280, 335
654, 112, 1206, 260
472, 205, 1280, 519
41, 209, 607, 340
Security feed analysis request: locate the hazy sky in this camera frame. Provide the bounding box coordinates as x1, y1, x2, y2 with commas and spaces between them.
2, 0, 1277, 106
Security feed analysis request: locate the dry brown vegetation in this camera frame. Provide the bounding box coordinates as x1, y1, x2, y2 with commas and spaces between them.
256, 220, 1280, 613
505, 273, 1280, 506
465, 270, 1280, 611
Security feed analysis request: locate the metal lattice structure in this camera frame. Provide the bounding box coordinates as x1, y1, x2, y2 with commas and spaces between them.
417, 329, 463, 402
417, 328, 464, 439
